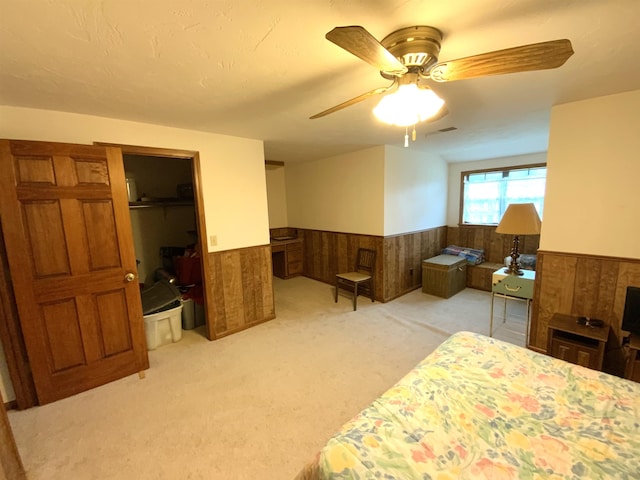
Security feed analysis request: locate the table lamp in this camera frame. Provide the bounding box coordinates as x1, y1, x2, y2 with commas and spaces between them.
495, 203, 541, 276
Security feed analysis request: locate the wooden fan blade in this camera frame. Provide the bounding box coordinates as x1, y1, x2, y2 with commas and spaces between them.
326, 26, 408, 75
310, 84, 396, 119
429, 39, 574, 82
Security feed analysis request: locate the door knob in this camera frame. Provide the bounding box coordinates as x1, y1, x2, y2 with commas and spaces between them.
124, 272, 136, 282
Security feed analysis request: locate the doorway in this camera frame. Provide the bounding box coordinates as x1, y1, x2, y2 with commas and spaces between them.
123, 153, 207, 339
97, 142, 212, 342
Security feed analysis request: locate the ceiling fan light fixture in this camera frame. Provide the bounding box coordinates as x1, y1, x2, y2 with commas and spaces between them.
373, 84, 445, 127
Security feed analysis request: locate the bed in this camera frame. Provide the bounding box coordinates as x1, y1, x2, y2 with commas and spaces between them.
295, 331, 640, 479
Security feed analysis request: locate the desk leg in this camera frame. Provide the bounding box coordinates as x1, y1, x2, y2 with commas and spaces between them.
489, 292, 495, 337
525, 299, 531, 346
502, 295, 507, 324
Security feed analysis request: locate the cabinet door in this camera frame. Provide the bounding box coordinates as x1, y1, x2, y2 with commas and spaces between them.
551, 337, 599, 369
575, 349, 593, 368
551, 339, 575, 362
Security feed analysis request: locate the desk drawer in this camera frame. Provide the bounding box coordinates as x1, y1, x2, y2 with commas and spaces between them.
287, 248, 302, 263
492, 275, 533, 299
287, 261, 303, 276
286, 242, 302, 252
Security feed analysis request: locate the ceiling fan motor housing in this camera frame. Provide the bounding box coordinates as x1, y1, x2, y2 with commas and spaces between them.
381, 26, 443, 70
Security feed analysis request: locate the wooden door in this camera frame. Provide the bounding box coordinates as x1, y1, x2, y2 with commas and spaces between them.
0, 140, 149, 405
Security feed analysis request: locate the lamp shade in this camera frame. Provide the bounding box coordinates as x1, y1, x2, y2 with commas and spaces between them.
495, 203, 541, 235
373, 84, 444, 127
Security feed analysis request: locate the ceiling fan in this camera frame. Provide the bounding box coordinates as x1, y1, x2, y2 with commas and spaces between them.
310, 25, 574, 124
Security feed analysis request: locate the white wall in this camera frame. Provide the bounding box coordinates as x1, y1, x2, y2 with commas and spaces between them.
286, 145, 449, 236
0, 106, 270, 252
286, 146, 386, 235
541, 89, 640, 258
384, 146, 448, 235
265, 166, 288, 228
446, 152, 547, 226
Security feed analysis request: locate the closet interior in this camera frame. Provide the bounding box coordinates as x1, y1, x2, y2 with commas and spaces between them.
123, 154, 206, 342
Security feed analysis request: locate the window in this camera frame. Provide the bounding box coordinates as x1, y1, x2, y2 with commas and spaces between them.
460, 164, 546, 225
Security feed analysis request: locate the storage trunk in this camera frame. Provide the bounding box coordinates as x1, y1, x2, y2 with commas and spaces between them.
422, 254, 467, 298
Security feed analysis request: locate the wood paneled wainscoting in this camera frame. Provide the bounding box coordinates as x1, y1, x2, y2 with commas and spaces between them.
298, 229, 383, 300
383, 229, 448, 301
446, 225, 540, 264
447, 225, 540, 291
531, 250, 640, 376
297, 227, 447, 303
205, 244, 275, 338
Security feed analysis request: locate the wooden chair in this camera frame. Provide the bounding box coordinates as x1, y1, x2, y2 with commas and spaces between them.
335, 248, 376, 311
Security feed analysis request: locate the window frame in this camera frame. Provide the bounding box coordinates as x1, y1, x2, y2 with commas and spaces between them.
458, 162, 546, 226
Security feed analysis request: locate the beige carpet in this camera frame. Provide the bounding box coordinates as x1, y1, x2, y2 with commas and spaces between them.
8, 277, 528, 479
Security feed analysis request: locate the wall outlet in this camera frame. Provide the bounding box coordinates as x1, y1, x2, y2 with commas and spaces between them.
210, 235, 217, 247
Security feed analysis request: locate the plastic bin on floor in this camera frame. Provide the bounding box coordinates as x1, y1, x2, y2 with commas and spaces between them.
140, 280, 182, 315
182, 298, 206, 330
143, 303, 183, 350
182, 298, 196, 330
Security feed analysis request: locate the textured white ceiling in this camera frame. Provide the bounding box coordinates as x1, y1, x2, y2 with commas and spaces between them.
1, 0, 639, 163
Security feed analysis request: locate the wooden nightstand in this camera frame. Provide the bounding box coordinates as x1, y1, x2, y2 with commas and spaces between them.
547, 313, 610, 370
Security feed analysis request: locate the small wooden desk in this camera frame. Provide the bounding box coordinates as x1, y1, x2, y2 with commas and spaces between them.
271, 238, 303, 279
490, 268, 535, 344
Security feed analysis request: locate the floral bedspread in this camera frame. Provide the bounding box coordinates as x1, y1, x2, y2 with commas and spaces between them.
318, 331, 640, 479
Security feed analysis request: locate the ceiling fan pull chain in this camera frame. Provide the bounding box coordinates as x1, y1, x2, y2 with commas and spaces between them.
404, 127, 409, 147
